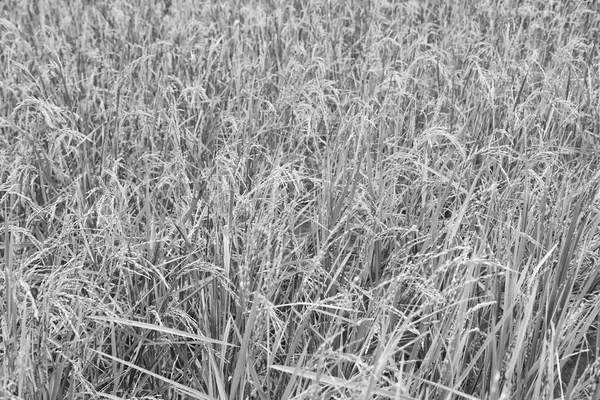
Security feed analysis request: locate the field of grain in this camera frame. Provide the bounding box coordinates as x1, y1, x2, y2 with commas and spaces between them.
2, 0, 600, 399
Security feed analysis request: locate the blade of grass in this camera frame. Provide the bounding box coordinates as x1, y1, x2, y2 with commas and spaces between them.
90, 316, 235, 347
229, 294, 260, 400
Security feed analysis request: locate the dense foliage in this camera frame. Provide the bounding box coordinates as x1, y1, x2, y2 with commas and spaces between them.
2, 0, 600, 399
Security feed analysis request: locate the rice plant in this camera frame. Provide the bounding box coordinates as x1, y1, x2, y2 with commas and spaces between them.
1, 0, 600, 399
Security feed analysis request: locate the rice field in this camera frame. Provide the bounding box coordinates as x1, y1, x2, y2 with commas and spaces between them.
2, 0, 600, 399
